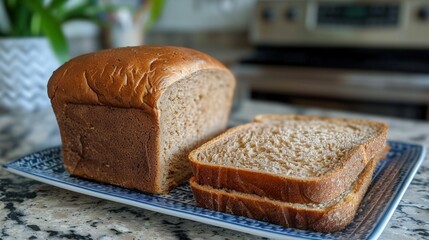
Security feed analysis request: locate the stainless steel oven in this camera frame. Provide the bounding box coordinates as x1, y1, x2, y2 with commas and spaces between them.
251, 0, 429, 48
234, 0, 429, 120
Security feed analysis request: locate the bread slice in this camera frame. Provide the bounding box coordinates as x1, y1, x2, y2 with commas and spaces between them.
48, 46, 235, 194
189, 115, 388, 203
190, 154, 381, 233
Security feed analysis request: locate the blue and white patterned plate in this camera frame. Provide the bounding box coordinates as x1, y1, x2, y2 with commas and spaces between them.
2, 141, 426, 240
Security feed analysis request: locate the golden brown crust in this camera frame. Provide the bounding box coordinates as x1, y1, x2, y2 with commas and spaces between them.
49, 46, 234, 194
190, 155, 379, 233
58, 104, 163, 193
189, 115, 388, 204
48, 46, 229, 111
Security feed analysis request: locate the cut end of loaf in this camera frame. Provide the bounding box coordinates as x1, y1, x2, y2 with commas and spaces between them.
192, 119, 383, 178
158, 69, 235, 192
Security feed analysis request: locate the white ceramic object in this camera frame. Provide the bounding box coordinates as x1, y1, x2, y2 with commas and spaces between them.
0, 38, 59, 112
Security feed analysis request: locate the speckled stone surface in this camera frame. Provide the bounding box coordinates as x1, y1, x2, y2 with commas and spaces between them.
1, 100, 428, 240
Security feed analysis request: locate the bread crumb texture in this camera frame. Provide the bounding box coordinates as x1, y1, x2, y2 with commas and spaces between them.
196, 120, 380, 177
159, 70, 234, 190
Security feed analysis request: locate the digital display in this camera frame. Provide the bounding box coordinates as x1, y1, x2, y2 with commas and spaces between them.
317, 3, 400, 27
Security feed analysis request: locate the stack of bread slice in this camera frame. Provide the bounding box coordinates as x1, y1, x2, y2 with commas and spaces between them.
189, 115, 389, 232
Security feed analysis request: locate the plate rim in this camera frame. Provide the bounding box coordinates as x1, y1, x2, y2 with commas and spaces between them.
2, 140, 426, 240
3, 167, 309, 240
365, 143, 426, 240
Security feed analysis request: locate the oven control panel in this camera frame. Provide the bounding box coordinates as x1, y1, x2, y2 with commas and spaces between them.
251, 0, 429, 48
316, 3, 400, 26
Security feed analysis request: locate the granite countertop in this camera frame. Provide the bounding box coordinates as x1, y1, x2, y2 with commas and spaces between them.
1, 100, 428, 239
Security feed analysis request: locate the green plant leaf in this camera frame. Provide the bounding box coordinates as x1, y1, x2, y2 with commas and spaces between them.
15, 2, 32, 35
30, 13, 42, 36
39, 13, 69, 63
0, 0, 11, 34
48, 0, 67, 10
56, 0, 92, 19
22, 0, 69, 62
146, 0, 165, 30
60, 4, 120, 23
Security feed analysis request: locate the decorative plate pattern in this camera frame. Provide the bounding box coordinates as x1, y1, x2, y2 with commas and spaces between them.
2, 141, 426, 240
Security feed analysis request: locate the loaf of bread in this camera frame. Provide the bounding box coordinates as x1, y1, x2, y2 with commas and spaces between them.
189, 115, 388, 204
48, 46, 235, 194
191, 153, 382, 233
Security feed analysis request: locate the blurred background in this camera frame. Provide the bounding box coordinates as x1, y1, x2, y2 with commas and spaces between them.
1, 0, 429, 120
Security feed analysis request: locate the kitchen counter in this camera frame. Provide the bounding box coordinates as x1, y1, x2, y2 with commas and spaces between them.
1, 100, 428, 240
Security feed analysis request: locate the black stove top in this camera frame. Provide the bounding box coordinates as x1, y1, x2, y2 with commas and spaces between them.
241, 46, 429, 73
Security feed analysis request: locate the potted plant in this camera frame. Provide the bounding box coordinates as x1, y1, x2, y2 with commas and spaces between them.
0, 0, 111, 112
0, 0, 164, 112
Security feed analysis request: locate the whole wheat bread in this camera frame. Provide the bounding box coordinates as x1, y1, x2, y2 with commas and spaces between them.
190, 153, 382, 233
48, 46, 235, 194
189, 115, 388, 203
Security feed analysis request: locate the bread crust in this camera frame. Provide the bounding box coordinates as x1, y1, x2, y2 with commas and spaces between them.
190, 155, 380, 233
189, 115, 388, 204
48, 46, 230, 112
59, 104, 163, 192
49, 46, 233, 194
